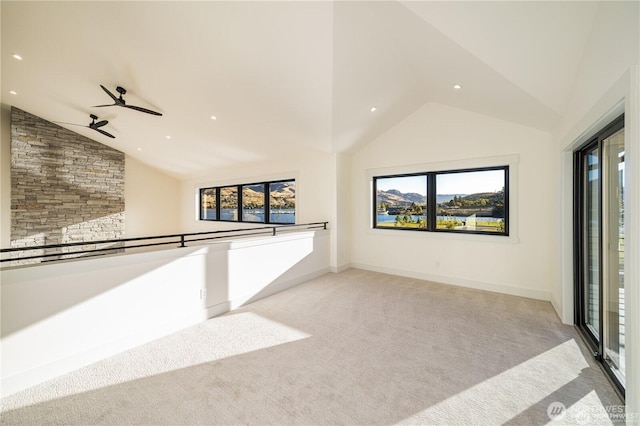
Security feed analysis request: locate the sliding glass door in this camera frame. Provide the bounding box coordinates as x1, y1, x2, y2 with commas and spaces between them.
575, 115, 625, 394
602, 127, 625, 385
583, 143, 601, 340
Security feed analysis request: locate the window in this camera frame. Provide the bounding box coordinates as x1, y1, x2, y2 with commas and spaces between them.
220, 186, 239, 221
242, 184, 265, 222
200, 179, 295, 224
436, 169, 506, 233
374, 166, 508, 235
375, 175, 427, 229
269, 180, 296, 224
200, 188, 217, 220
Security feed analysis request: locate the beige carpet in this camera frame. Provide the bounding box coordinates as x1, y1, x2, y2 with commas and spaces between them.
0, 269, 623, 425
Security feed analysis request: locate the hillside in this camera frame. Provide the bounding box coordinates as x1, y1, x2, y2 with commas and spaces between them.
269, 183, 295, 208
377, 188, 504, 218
216, 183, 295, 209
377, 190, 469, 206
377, 190, 425, 207
437, 194, 467, 203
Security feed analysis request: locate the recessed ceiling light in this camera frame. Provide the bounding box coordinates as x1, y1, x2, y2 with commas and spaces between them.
12, 54, 23, 60
210, 115, 217, 120
453, 84, 462, 90
137, 148, 142, 151
166, 135, 171, 139
9, 90, 17, 95
370, 107, 377, 112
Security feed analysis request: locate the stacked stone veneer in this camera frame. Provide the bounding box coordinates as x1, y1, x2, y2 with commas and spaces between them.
10, 107, 125, 261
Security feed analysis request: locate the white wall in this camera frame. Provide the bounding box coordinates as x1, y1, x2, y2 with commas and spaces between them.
333, 152, 352, 272
1, 229, 329, 396
551, 0, 639, 419
125, 156, 181, 238
555, 1, 639, 143
350, 102, 555, 301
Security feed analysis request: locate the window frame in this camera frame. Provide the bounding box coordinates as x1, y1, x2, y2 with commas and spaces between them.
373, 166, 509, 236
199, 179, 295, 225
573, 113, 625, 397
373, 173, 428, 231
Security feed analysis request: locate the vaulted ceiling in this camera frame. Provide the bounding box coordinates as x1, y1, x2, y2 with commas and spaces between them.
2, 1, 600, 179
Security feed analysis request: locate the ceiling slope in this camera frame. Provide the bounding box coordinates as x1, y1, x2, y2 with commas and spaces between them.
1, 1, 599, 178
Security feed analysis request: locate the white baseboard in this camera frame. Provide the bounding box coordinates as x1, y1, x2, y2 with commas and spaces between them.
549, 295, 566, 323
351, 262, 551, 302
206, 301, 232, 318
330, 263, 351, 273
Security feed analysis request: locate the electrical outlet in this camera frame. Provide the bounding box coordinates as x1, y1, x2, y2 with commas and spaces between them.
200, 288, 207, 300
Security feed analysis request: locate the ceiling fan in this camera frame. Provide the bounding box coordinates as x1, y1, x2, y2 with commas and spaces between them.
55, 114, 115, 139
95, 85, 163, 116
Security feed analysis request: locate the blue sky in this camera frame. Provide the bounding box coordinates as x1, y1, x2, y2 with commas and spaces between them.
377, 170, 504, 195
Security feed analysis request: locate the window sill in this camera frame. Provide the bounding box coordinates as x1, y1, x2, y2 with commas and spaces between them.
367, 226, 519, 244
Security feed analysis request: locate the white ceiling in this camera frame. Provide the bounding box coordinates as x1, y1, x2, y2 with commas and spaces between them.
1, 1, 599, 179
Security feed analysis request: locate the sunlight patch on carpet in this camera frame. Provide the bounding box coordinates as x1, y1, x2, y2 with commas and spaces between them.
1, 312, 310, 409
551, 390, 617, 425
398, 339, 591, 425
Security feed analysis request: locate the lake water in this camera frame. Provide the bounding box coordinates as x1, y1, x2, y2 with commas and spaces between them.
377, 214, 503, 223
204, 209, 295, 224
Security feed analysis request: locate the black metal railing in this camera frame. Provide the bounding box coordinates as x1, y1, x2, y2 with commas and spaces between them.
1, 222, 328, 267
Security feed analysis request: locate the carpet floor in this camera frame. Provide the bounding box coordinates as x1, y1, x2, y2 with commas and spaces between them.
0, 269, 623, 425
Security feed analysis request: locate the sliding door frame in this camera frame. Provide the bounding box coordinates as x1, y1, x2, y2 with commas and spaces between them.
574, 113, 625, 397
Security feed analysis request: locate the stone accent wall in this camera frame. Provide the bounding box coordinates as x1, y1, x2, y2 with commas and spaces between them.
10, 107, 125, 261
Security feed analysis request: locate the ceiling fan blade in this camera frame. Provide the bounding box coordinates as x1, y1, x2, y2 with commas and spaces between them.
93, 120, 109, 128
53, 121, 87, 127
95, 128, 115, 139
125, 104, 163, 116
100, 85, 119, 103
